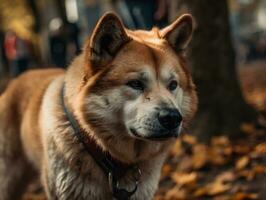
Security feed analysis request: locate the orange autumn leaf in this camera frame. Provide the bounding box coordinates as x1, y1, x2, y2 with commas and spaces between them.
171, 172, 197, 186
252, 165, 266, 174
238, 165, 266, 181
161, 164, 172, 179
170, 140, 183, 156
235, 156, 249, 170
255, 142, 266, 155
238, 169, 255, 181
176, 156, 194, 172
240, 123, 255, 134
234, 145, 251, 155
165, 186, 187, 200
232, 192, 258, 200
194, 187, 209, 197
216, 171, 235, 183
192, 144, 208, 169
211, 136, 230, 146
208, 181, 231, 196
194, 181, 231, 197
182, 134, 197, 145
223, 146, 233, 156
208, 147, 228, 165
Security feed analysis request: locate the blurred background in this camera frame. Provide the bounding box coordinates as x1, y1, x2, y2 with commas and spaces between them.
0, 0, 265, 75
0, 0, 266, 199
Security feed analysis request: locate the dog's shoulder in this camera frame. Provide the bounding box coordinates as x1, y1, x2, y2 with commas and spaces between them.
4, 68, 64, 111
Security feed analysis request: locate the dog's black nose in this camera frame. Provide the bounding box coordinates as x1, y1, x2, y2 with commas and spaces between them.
158, 108, 182, 130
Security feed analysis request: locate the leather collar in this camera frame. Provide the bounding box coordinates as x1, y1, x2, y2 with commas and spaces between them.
60, 83, 141, 200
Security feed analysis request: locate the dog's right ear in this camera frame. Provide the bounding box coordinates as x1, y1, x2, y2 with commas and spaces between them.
86, 12, 130, 73
160, 14, 194, 53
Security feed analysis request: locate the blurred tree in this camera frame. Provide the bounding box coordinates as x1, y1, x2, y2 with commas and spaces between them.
0, 0, 34, 38
175, 0, 256, 141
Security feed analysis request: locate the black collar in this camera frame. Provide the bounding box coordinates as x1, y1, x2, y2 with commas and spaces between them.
60, 83, 141, 200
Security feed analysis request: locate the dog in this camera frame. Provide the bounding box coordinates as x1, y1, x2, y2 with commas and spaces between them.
0, 12, 197, 200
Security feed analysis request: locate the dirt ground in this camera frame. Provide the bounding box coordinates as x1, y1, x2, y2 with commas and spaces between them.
1, 60, 266, 200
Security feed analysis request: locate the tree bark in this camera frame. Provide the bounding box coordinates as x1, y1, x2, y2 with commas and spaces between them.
174, 0, 257, 142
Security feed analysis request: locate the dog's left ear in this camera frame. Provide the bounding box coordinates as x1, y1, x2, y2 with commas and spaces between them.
160, 14, 194, 52
88, 12, 130, 72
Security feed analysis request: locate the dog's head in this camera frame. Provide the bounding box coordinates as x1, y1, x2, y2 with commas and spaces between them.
74, 13, 197, 161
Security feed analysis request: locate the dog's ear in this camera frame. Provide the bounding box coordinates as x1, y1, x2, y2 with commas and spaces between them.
160, 14, 194, 52
88, 12, 130, 72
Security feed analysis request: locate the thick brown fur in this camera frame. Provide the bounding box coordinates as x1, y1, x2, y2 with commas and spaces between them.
0, 13, 197, 200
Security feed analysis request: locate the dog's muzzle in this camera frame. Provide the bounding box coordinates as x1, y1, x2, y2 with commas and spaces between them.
130, 108, 183, 140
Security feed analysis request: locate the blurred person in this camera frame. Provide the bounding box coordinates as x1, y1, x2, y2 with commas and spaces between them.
0, 31, 5, 77
77, 0, 115, 42
257, 32, 266, 59
154, 0, 169, 27
49, 18, 67, 68
66, 22, 81, 64
0, 55, 3, 78
84, 0, 101, 33
4, 30, 30, 77
116, 0, 169, 29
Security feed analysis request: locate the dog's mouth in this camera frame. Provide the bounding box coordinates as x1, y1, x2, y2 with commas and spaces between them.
129, 127, 179, 141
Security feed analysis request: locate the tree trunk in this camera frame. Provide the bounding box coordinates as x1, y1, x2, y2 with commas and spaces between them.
174, 0, 256, 142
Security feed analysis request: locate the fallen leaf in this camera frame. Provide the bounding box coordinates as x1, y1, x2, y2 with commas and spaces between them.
194, 181, 231, 197
177, 156, 193, 172
255, 142, 266, 155
192, 144, 208, 169
252, 165, 266, 174
223, 146, 233, 156
240, 123, 255, 134
161, 164, 172, 179
213, 195, 231, 200
212, 136, 230, 146
208, 147, 228, 165
170, 140, 183, 156
216, 171, 235, 183
213, 196, 230, 200
194, 187, 209, 197
165, 186, 187, 200
171, 172, 197, 186
208, 181, 231, 196
234, 145, 251, 155
235, 156, 249, 170
232, 192, 258, 200
238, 170, 255, 181
182, 134, 197, 145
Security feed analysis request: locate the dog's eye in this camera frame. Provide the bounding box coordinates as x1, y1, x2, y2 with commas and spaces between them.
126, 80, 144, 91
168, 80, 178, 91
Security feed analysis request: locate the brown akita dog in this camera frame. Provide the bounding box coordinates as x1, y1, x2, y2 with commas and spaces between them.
0, 12, 197, 200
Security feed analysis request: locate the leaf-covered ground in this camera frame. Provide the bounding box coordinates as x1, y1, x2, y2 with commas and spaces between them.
155, 127, 266, 200
12, 60, 266, 200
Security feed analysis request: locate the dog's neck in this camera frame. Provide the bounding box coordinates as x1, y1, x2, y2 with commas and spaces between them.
61, 82, 143, 199
61, 82, 133, 171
